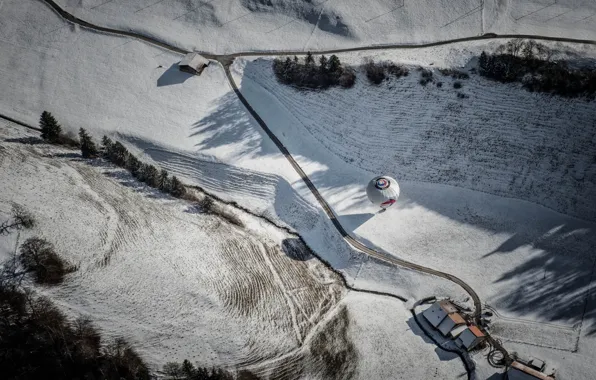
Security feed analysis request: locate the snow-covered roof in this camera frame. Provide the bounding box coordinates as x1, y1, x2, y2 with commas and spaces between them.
179, 52, 209, 69
449, 324, 467, 338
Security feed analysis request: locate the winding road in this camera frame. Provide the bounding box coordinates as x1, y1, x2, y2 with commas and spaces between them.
38, 0, 486, 318
37, 0, 596, 368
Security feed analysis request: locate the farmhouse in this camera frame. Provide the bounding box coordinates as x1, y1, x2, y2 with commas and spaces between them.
455, 325, 485, 351
506, 361, 554, 380
422, 300, 458, 328
179, 52, 209, 75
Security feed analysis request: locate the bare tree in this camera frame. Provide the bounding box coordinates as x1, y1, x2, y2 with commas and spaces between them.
0, 204, 35, 235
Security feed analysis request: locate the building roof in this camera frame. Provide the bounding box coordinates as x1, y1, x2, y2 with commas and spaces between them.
510, 361, 554, 380
439, 300, 458, 314
468, 325, 485, 338
179, 52, 209, 69
448, 313, 466, 325
449, 324, 468, 338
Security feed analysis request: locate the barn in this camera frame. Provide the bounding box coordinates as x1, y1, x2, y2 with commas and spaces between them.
179, 53, 209, 75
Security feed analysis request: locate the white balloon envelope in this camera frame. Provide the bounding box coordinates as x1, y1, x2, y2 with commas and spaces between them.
366, 176, 400, 209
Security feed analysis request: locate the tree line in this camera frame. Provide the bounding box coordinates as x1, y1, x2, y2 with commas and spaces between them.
273, 52, 356, 89
478, 39, 596, 98
39, 111, 187, 199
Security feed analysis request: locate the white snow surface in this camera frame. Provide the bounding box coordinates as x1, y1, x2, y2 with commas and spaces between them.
231, 52, 596, 378
0, 122, 469, 379
53, 0, 596, 54
0, 2, 473, 378
3, 0, 596, 378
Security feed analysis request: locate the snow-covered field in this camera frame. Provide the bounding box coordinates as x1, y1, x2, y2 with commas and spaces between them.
54, 0, 596, 53
232, 52, 596, 379
0, 2, 473, 378
3, 0, 596, 378
0, 122, 468, 379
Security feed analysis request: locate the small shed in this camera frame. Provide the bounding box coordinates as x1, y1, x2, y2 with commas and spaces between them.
455, 325, 485, 351
179, 53, 209, 75
423, 300, 458, 328
506, 361, 554, 380
438, 312, 466, 336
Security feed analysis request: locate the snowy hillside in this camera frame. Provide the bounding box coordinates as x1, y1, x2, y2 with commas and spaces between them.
0, 121, 468, 379
3, 0, 596, 379
54, 0, 596, 53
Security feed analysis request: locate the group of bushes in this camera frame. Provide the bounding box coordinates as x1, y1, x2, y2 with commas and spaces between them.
19, 237, 73, 285
0, 207, 148, 380
273, 52, 356, 89
364, 59, 409, 85
479, 39, 596, 98
438, 68, 470, 80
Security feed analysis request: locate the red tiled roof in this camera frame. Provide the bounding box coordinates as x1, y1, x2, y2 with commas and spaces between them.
449, 313, 466, 325
468, 325, 485, 338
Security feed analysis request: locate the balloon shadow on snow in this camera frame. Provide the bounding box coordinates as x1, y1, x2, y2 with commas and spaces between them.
157, 63, 194, 87
338, 213, 375, 230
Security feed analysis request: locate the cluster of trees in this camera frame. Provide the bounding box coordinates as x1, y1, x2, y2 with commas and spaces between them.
273, 53, 356, 89
163, 360, 258, 380
100, 136, 187, 198
0, 206, 149, 380
0, 284, 150, 380
364, 59, 409, 85
478, 39, 596, 98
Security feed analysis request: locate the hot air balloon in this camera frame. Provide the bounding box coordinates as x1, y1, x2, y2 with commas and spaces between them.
366, 176, 400, 211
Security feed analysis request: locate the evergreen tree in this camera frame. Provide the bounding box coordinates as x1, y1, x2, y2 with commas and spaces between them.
328, 55, 342, 78
78, 128, 98, 158
169, 176, 186, 198
305, 51, 314, 66
110, 142, 129, 167
319, 55, 329, 73
101, 136, 113, 156
181, 360, 196, 378
157, 169, 170, 192
479, 51, 488, 73
144, 164, 159, 187
39, 111, 62, 142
